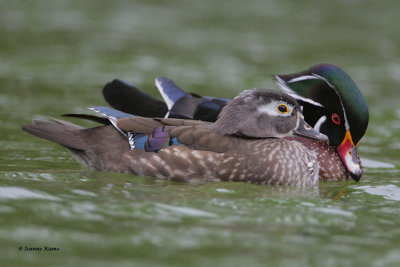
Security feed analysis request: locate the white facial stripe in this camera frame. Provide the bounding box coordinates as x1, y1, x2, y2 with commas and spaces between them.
257, 101, 293, 117
311, 73, 335, 88
287, 75, 319, 83
279, 73, 349, 131
275, 76, 296, 94
288, 93, 324, 108
275, 76, 324, 108
276, 72, 351, 137
313, 115, 327, 132
312, 73, 350, 130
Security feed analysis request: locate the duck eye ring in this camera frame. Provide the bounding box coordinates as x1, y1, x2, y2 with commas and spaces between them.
331, 113, 341, 125
277, 104, 289, 114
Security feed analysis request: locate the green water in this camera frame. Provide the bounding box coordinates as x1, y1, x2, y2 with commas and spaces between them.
1, 0, 400, 266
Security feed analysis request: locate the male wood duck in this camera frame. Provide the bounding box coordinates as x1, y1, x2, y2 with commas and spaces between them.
102, 64, 369, 182
22, 89, 328, 186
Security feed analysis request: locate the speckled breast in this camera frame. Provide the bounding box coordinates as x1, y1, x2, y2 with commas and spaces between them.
286, 136, 360, 181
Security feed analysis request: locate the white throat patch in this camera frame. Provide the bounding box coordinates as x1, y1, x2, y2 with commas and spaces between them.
313, 115, 327, 132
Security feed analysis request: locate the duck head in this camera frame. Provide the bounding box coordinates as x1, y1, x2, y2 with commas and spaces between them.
213, 88, 328, 142
275, 64, 369, 181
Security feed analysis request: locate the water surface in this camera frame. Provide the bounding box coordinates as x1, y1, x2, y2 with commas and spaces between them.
1, 1, 400, 266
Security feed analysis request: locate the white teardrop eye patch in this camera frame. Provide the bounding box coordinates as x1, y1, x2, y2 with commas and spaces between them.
257, 101, 293, 117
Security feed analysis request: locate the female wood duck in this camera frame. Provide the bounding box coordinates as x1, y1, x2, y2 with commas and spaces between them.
23, 89, 328, 186
102, 64, 369, 182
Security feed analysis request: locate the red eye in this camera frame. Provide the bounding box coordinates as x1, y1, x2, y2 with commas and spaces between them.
331, 113, 341, 125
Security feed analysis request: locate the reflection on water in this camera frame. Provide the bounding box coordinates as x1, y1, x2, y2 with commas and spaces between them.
156, 203, 218, 218
0, 187, 60, 201
362, 158, 395, 169
355, 184, 400, 201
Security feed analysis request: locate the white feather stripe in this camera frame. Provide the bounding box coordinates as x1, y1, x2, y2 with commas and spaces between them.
287, 75, 319, 83
275, 77, 324, 108
311, 73, 335, 88
313, 116, 327, 132
312, 73, 350, 130
275, 76, 296, 94
288, 94, 324, 108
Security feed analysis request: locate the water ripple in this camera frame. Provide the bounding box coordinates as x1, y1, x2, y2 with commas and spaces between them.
0, 186, 60, 201
71, 189, 98, 197
355, 184, 400, 201
216, 188, 235, 193
315, 207, 354, 217
362, 158, 395, 169
156, 203, 218, 218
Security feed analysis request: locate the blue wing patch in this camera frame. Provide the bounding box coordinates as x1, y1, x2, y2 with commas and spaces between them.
155, 77, 187, 110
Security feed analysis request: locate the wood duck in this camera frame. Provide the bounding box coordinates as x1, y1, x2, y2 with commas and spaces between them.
22, 89, 328, 186
102, 64, 369, 182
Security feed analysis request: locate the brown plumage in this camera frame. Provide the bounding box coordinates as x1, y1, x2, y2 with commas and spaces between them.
22, 89, 326, 186
121, 121, 319, 186
286, 136, 360, 181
